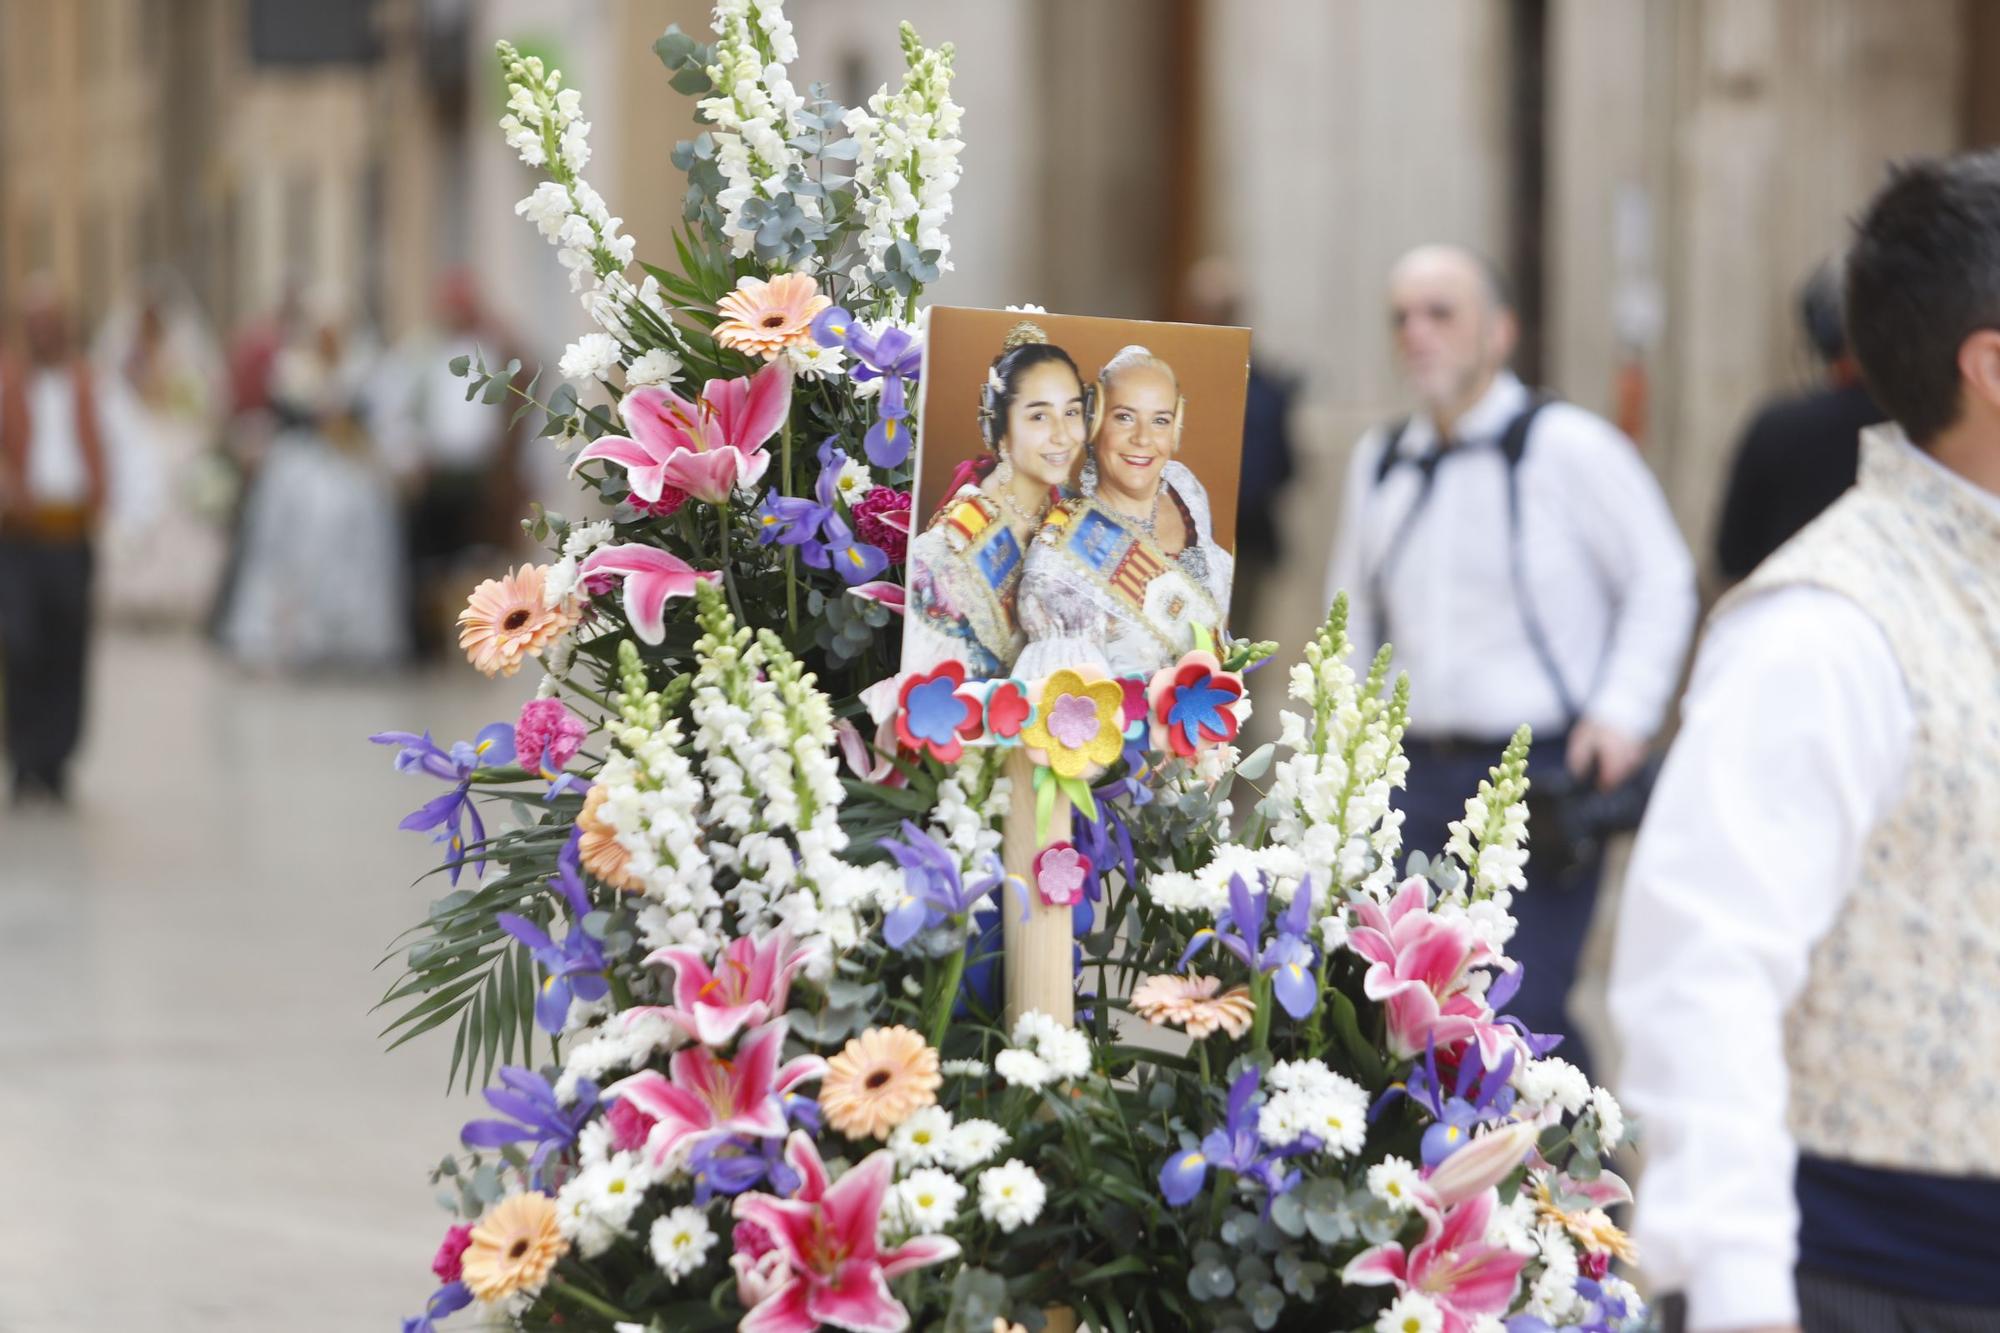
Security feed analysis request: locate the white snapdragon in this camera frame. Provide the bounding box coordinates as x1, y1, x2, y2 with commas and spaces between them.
895, 1168, 966, 1232
699, 0, 810, 259
1258, 1058, 1370, 1157
843, 23, 963, 306
976, 1160, 1046, 1232
1444, 729, 1533, 900
941, 1118, 1008, 1170
650, 1205, 718, 1281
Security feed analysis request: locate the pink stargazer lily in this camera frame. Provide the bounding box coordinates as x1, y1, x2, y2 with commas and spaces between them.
848, 580, 907, 616
733, 1131, 960, 1333
1423, 1119, 1539, 1209
642, 931, 811, 1048
1349, 877, 1496, 1059
572, 359, 791, 505
603, 1019, 825, 1171
1343, 1187, 1528, 1332
578, 544, 718, 645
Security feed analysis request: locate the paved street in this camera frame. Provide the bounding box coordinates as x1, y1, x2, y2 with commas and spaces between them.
0, 629, 521, 1331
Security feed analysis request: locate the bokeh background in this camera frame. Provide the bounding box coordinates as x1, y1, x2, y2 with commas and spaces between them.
0, 1, 1989, 1329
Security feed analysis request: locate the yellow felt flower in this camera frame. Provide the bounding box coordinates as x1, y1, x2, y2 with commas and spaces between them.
1020, 669, 1126, 779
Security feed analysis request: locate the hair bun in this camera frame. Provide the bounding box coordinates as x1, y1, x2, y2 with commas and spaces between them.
1002, 321, 1049, 350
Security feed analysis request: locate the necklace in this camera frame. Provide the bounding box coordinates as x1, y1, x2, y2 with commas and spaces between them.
1102, 488, 1162, 538
991, 457, 1047, 530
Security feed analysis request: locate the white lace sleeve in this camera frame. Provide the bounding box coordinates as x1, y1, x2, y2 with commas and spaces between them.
1015, 543, 1113, 679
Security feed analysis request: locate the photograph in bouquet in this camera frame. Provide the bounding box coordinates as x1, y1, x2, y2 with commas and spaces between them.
907, 306, 1250, 681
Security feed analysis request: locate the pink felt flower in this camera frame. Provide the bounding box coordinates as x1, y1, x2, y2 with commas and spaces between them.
985, 679, 1033, 742
571, 360, 791, 505
1349, 878, 1495, 1059
643, 931, 810, 1047
1034, 842, 1091, 908
578, 544, 719, 646
1343, 1188, 1528, 1331
514, 698, 587, 778
732, 1131, 960, 1333
603, 1019, 825, 1171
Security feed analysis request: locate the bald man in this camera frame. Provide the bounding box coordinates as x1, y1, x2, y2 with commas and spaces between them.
1324, 245, 1696, 1078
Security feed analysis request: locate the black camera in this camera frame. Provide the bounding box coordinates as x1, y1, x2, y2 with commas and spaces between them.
1524, 754, 1663, 882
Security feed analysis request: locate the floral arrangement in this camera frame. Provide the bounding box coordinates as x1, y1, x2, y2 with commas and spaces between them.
376, 6, 1643, 1332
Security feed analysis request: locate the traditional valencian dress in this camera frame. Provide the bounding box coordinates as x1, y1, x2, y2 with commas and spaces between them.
903, 484, 1030, 678
1014, 461, 1233, 679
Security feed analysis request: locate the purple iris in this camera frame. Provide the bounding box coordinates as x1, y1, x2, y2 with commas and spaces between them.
880, 820, 1005, 949
401, 1281, 472, 1333
1401, 1035, 1518, 1167
758, 438, 889, 585
460, 1067, 598, 1184
1487, 962, 1567, 1059
496, 837, 610, 1033
689, 1133, 805, 1203
370, 723, 516, 884
811, 306, 924, 467
1160, 1067, 1304, 1207
1178, 873, 1321, 1019
802, 511, 889, 585
755, 490, 829, 548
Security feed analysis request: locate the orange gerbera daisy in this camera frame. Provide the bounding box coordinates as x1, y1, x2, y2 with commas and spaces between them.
713, 273, 831, 360
457, 565, 578, 678
1533, 1178, 1638, 1262
576, 783, 641, 891
460, 1192, 569, 1302
1130, 973, 1255, 1040
819, 1025, 941, 1140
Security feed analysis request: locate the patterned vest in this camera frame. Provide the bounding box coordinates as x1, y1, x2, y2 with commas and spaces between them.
1721, 426, 2000, 1173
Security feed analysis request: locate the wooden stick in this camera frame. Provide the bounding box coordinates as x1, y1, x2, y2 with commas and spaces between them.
1001, 748, 1073, 1028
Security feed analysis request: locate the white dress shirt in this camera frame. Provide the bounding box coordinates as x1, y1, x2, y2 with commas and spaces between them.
1325, 371, 1696, 741
1609, 440, 2000, 1329
26, 369, 92, 504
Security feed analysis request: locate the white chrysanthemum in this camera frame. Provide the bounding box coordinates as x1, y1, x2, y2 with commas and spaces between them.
942, 1118, 1007, 1170
1515, 1057, 1591, 1118
896, 1168, 966, 1231
994, 1048, 1052, 1090
1259, 1059, 1369, 1157
833, 456, 874, 505
783, 341, 847, 379
649, 1205, 717, 1282
977, 1160, 1045, 1233
625, 347, 683, 387
1590, 1085, 1626, 1149
939, 1058, 988, 1079
560, 332, 623, 381
889, 1106, 953, 1169
1374, 1291, 1444, 1333
555, 1173, 620, 1258
1366, 1157, 1422, 1212
1525, 1222, 1581, 1321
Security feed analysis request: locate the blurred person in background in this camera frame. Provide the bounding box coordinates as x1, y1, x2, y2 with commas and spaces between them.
1325, 244, 1696, 1079
376, 268, 526, 660
1713, 260, 1886, 583
0, 278, 109, 805
1611, 153, 2000, 1333
93, 270, 232, 626
1178, 256, 1296, 645
209, 284, 302, 638
217, 296, 407, 672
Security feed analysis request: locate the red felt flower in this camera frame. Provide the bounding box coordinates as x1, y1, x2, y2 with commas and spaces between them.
894, 662, 984, 764
1147, 651, 1245, 758
985, 678, 1033, 742
1119, 676, 1149, 730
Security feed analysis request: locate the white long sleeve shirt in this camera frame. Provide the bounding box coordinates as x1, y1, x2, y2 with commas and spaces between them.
1325, 371, 1697, 741
1610, 443, 2000, 1329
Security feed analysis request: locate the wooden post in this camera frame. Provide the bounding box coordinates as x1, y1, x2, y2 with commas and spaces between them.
1000, 748, 1073, 1027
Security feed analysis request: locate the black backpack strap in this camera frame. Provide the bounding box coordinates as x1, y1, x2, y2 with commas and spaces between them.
1499, 393, 1582, 724
1372, 417, 1412, 487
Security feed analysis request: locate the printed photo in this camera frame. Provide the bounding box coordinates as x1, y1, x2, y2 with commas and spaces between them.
906, 306, 1250, 680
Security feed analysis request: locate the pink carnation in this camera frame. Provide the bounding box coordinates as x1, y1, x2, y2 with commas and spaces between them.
852, 487, 911, 565
605, 1097, 658, 1153
733, 1217, 778, 1261
514, 698, 587, 777
629, 484, 690, 520
431, 1223, 475, 1283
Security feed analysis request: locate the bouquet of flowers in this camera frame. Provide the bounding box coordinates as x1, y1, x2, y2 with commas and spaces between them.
375, 6, 1644, 1332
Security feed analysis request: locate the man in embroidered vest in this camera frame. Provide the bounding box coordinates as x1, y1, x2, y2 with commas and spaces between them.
1611, 152, 2000, 1331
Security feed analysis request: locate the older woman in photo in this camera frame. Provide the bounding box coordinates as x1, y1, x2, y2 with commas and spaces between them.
903, 323, 1086, 678
1015, 345, 1233, 679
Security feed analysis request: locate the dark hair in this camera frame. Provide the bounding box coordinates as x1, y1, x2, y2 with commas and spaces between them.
978, 327, 1082, 449
1844, 151, 2000, 445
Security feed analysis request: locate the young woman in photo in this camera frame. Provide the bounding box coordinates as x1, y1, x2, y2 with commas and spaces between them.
903, 323, 1085, 678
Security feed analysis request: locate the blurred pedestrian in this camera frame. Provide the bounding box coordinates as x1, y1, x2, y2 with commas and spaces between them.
1713, 260, 1886, 583
93, 270, 231, 625
1611, 153, 2000, 1333
0, 278, 109, 805
217, 298, 407, 671
376, 268, 526, 660
1324, 244, 1696, 1078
